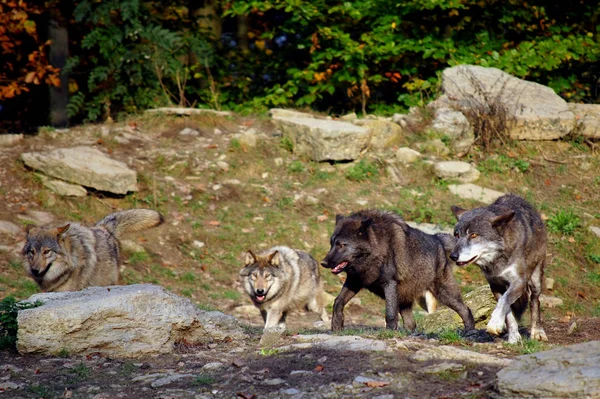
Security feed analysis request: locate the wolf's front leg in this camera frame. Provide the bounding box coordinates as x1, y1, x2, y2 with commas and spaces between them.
488, 279, 526, 336
383, 281, 399, 330
332, 281, 360, 331
263, 309, 284, 331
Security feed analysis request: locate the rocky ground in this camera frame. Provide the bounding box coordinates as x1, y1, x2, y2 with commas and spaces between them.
1, 106, 600, 398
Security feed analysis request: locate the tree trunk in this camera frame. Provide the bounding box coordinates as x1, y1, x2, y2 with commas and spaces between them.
49, 21, 69, 127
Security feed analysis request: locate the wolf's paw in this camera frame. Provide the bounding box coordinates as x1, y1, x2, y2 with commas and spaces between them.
507, 332, 522, 344
530, 327, 548, 342
486, 314, 506, 336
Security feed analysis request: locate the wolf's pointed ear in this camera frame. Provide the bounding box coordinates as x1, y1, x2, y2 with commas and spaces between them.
358, 217, 373, 237
490, 208, 515, 228
451, 206, 467, 220
244, 250, 257, 266
55, 224, 70, 237
268, 251, 280, 267
335, 214, 345, 225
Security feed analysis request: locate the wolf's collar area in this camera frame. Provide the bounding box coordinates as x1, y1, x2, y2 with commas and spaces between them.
331, 261, 348, 274
456, 255, 477, 267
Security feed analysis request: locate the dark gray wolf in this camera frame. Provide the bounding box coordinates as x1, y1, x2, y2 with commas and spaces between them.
22, 209, 164, 292
321, 210, 475, 332
240, 246, 329, 331
450, 194, 548, 343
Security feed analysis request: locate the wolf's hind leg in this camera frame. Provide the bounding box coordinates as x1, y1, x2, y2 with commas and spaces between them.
528, 260, 548, 341
435, 281, 475, 331
308, 295, 329, 322
398, 302, 416, 331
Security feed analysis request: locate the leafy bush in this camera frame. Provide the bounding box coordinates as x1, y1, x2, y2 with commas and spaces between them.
547, 210, 580, 235
0, 296, 42, 350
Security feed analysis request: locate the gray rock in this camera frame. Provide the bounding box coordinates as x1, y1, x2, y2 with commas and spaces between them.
282, 388, 301, 395
421, 362, 466, 374
589, 226, 600, 239
435, 65, 575, 140
216, 161, 229, 172
419, 285, 496, 333
179, 127, 200, 136
340, 112, 358, 121
412, 345, 512, 367
353, 119, 404, 150
201, 362, 225, 371
395, 147, 422, 164
406, 221, 452, 235
270, 108, 316, 120
0, 134, 24, 146
145, 107, 231, 117
264, 378, 286, 386
119, 239, 146, 254
448, 183, 504, 204
150, 373, 195, 388
0, 381, 23, 391
430, 108, 475, 154
17, 284, 246, 358
568, 103, 600, 138
273, 117, 370, 162
415, 139, 450, 156
284, 334, 390, 352
0, 221, 22, 236
433, 161, 480, 183
545, 277, 555, 291
37, 174, 87, 197
497, 341, 600, 398
539, 294, 563, 308
21, 146, 137, 194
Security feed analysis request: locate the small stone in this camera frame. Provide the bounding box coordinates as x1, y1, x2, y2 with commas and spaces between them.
567, 321, 578, 335
396, 147, 422, 164
216, 161, 229, 172
356, 200, 368, 206
290, 370, 312, 376
120, 239, 146, 254
17, 210, 55, 226
201, 362, 224, 370
282, 388, 300, 395
589, 226, 600, 239
192, 240, 205, 249
214, 128, 223, 135
179, 128, 200, 136
545, 278, 555, 291
212, 184, 222, 191
340, 112, 357, 121
540, 294, 563, 308
223, 179, 241, 185
305, 196, 319, 205
433, 161, 480, 183
274, 158, 284, 166
264, 378, 285, 386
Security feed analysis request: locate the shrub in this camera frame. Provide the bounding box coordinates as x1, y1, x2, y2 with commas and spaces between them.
547, 210, 580, 235
0, 297, 42, 350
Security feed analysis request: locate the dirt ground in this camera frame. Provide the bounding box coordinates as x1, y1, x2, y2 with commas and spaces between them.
1, 112, 600, 397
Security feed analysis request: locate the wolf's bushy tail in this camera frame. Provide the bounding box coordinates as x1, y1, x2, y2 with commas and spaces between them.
96, 209, 164, 238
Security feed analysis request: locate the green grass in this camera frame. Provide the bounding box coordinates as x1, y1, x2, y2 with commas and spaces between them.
180, 288, 194, 297
230, 138, 242, 150
376, 329, 408, 339
259, 348, 280, 356
505, 338, 548, 355
128, 251, 150, 265
585, 271, 600, 285
437, 328, 463, 344
69, 363, 91, 380
287, 160, 305, 173
547, 209, 580, 235
29, 385, 55, 398
280, 136, 294, 152
195, 374, 216, 385
345, 159, 379, 182
181, 272, 196, 283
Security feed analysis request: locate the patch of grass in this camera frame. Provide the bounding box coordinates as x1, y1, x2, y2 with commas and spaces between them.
230, 138, 242, 150
437, 370, 466, 381
223, 290, 241, 300
376, 329, 408, 339
197, 303, 216, 311
69, 363, 91, 380
259, 348, 280, 356
586, 254, 600, 264
287, 160, 305, 173
0, 297, 43, 350
586, 271, 600, 285
345, 159, 379, 182
437, 328, 462, 344
280, 136, 294, 152
181, 272, 196, 283
195, 374, 216, 385
128, 251, 150, 265
120, 362, 137, 377
547, 210, 580, 235
29, 385, 55, 398
57, 348, 71, 358
506, 338, 547, 355
512, 158, 530, 173
180, 288, 194, 297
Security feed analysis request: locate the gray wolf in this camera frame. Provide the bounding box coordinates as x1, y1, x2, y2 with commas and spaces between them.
22, 209, 164, 292
449, 194, 548, 343
239, 246, 329, 331
321, 210, 475, 332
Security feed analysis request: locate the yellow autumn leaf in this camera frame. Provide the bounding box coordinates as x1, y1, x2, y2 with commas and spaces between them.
255, 40, 265, 50
391, 22, 396, 29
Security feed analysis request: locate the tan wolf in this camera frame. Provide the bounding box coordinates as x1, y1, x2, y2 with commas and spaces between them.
239, 246, 329, 331
22, 209, 164, 292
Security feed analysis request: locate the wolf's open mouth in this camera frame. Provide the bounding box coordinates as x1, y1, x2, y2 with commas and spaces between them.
255, 294, 266, 302
456, 256, 477, 267
331, 261, 348, 274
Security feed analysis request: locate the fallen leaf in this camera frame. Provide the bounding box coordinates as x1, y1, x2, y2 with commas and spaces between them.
317, 214, 328, 222
314, 364, 324, 372
577, 291, 587, 300
365, 380, 389, 388
208, 220, 220, 226
568, 236, 576, 243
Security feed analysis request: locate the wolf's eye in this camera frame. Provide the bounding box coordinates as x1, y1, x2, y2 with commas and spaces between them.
454, 232, 459, 238
264, 273, 271, 279
43, 249, 51, 255
470, 233, 478, 239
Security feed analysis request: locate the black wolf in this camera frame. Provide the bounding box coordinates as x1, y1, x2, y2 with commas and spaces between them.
450, 194, 548, 343
321, 210, 475, 332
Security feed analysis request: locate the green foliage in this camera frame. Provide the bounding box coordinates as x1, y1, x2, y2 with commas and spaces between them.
194, 374, 215, 385
547, 210, 580, 235
287, 160, 305, 174
437, 328, 462, 344
345, 159, 379, 182
280, 136, 294, 152
0, 297, 42, 350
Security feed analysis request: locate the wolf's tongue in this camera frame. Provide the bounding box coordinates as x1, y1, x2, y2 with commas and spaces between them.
332, 261, 348, 274
256, 295, 265, 302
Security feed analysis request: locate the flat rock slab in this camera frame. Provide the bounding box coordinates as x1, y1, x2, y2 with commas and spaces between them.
270, 108, 316, 120
396, 147, 422, 163
436, 65, 574, 140
589, 226, 600, 239
21, 146, 137, 195
0, 134, 24, 146
282, 334, 392, 352
412, 345, 512, 367
273, 117, 370, 161
448, 183, 504, 204
568, 103, 600, 138
434, 161, 480, 183
497, 341, 600, 398
17, 284, 246, 358
37, 174, 87, 197
145, 107, 232, 117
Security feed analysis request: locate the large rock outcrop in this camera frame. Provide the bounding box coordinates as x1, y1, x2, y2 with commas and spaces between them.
497, 341, 600, 398
17, 284, 246, 358
21, 146, 137, 195
433, 65, 575, 140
